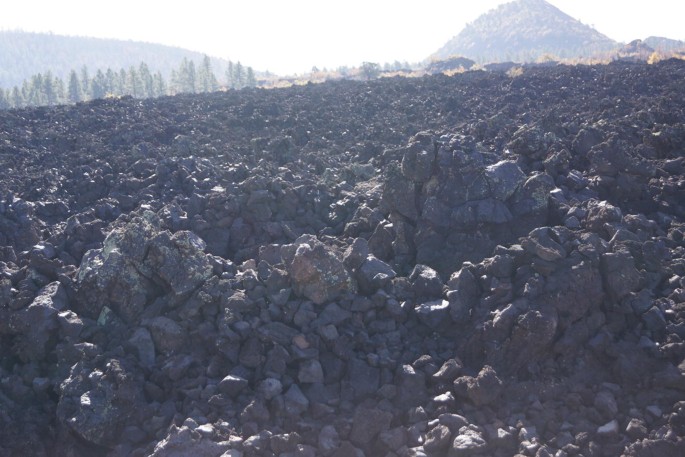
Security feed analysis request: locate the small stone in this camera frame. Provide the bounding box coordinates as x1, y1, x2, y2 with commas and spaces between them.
438, 413, 469, 433
283, 384, 309, 416
596, 420, 619, 438
415, 299, 450, 329
257, 378, 282, 400
646, 405, 662, 418
298, 359, 324, 384
219, 374, 248, 397
625, 418, 648, 439
432, 358, 463, 382
449, 429, 487, 456
350, 407, 393, 445
424, 424, 452, 453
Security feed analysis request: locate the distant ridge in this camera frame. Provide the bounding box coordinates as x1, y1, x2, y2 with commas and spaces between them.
644, 36, 685, 54
0, 31, 230, 88
432, 0, 618, 63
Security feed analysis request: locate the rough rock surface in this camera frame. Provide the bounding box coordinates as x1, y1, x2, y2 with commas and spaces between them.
1, 60, 685, 456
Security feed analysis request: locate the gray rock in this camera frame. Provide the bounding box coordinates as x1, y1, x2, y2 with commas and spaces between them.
283, 384, 309, 416
9, 281, 66, 361
446, 267, 479, 322
596, 420, 619, 439
396, 364, 427, 407
401, 138, 435, 183
356, 255, 396, 294
298, 359, 324, 384
318, 425, 340, 454
415, 299, 450, 329
57, 358, 144, 448
439, 413, 470, 433
454, 365, 502, 406
485, 160, 526, 201
432, 358, 464, 383
449, 429, 488, 456
350, 406, 394, 445
257, 378, 282, 400
409, 264, 444, 298
343, 238, 370, 271
381, 161, 419, 221
594, 390, 618, 420
423, 424, 452, 453
346, 358, 380, 399
287, 238, 355, 305
149, 424, 232, 457
128, 327, 156, 367
219, 375, 248, 397
76, 212, 212, 322
600, 250, 641, 301
146, 316, 186, 355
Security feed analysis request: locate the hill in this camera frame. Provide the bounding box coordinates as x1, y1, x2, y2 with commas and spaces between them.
432, 0, 618, 63
644, 36, 685, 53
0, 30, 230, 88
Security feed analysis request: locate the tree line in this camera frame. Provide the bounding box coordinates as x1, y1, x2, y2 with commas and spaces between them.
0, 55, 257, 110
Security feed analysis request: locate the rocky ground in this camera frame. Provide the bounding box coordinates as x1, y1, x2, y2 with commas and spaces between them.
1, 60, 685, 457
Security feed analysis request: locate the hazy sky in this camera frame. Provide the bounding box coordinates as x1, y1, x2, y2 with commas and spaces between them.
1, 1, 683, 74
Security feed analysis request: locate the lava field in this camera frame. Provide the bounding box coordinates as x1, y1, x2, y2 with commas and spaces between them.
1, 60, 685, 457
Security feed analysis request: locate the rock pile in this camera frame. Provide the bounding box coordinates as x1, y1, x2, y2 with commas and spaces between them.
1, 60, 685, 456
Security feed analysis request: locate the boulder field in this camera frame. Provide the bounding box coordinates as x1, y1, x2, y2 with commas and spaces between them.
1, 60, 685, 456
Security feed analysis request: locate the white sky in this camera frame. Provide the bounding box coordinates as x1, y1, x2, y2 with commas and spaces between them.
1, 1, 683, 75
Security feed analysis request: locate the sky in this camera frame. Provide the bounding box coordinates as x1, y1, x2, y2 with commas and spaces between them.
1, 0, 684, 75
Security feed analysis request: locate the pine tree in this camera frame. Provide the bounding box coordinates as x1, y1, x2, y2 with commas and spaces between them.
53, 77, 66, 104
0, 89, 9, 110
80, 66, 90, 100
28, 73, 46, 106
153, 71, 166, 97
234, 61, 245, 89
198, 55, 218, 93
127, 66, 143, 98
105, 68, 117, 95
139, 62, 154, 98
246, 67, 256, 88
119, 68, 128, 95
91, 69, 107, 99
170, 69, 180, 95
10, 87, 23, 108
68, 70, 81, 103
43, 71, 57, 106
226, 61, 235, 89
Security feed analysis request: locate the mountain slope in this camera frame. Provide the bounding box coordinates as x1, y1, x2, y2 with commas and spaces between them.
433, 0, 618, 63
644, 36, 685, 53
0, 31, 229, 88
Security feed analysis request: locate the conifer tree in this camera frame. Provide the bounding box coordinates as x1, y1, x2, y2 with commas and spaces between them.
91, 69, 107, 99
10, 87, 23, 108
68, 70, 81, 103
198, 55, 218, 93
43, 71, 57, 106
80, 66, 90, 99
53, 77, 66, 104
139, 62, 154, 98
234, 61, 245, 89
0, 89, 9, 110
226, 61, 235, 89
105, 68, 118, 95
246, 67, 256, 88
153, 71, 166, 97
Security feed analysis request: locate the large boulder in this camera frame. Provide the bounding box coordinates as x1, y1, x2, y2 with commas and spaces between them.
57, 358, 145, 448
76, 211, 213, 322
285, 235, 355, 305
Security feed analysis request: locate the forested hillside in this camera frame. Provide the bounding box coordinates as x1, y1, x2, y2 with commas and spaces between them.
0, 56, 257, 109
0, 31, 230, 88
